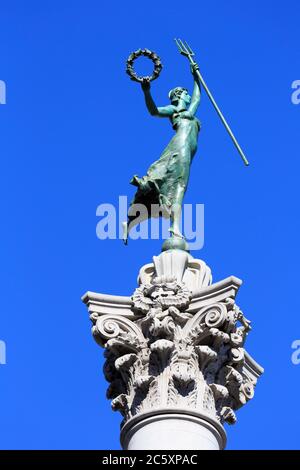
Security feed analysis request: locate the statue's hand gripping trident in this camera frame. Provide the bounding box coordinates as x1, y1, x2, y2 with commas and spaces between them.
174, 38, 249, 166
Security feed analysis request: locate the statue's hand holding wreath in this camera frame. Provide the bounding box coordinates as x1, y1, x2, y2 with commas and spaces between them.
141, 77, 151, 92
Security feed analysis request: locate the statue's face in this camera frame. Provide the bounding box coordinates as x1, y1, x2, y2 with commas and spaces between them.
169, 87, 191, 106
180, 89, 191, 105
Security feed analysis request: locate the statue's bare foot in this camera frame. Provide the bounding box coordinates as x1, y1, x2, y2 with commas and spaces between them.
130, 175, 141, 187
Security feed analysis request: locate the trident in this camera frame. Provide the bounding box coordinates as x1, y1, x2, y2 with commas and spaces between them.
175, 38, 249, 166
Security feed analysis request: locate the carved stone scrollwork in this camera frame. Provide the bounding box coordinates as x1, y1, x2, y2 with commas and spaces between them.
84, 250, 263, 436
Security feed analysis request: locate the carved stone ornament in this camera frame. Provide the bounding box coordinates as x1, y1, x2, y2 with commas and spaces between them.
82, 250, 263, 448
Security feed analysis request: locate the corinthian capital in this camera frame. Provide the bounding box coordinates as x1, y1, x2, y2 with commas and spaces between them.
82, 250, 263, 449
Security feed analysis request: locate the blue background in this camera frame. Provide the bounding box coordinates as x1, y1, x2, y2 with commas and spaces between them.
0, 0, 299, 450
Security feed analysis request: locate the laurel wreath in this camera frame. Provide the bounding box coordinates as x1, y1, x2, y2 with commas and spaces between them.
126, 49, 163, 83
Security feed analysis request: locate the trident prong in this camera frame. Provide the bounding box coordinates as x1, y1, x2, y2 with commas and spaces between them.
174, 38, 182, 54
174, 38, 192, 58
183, 40, 195, 57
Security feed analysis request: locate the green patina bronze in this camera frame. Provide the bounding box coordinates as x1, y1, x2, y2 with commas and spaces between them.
129, 64, 200, 249
124, 40, 248, 251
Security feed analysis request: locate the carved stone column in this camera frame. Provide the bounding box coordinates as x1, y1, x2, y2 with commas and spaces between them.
82, 250, 263, 450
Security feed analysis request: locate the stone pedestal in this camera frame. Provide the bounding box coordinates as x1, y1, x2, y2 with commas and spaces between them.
82, 250, 263, 450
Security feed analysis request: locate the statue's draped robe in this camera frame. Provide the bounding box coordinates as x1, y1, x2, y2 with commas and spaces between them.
127, 111, 201, 233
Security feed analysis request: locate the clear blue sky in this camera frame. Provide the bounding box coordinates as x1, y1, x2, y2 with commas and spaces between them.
0, 0, 299, 450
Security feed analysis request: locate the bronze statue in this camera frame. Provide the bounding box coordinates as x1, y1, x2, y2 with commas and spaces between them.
124, 40, 248, 251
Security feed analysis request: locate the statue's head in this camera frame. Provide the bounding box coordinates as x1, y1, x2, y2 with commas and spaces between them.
168, 87, 191, 106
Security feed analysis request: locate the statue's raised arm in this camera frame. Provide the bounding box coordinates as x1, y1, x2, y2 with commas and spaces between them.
141, 78, 175, 117
188, 63, 201, 116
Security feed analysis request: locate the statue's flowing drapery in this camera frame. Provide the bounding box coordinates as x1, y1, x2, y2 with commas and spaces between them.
127, 113, 201, 232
